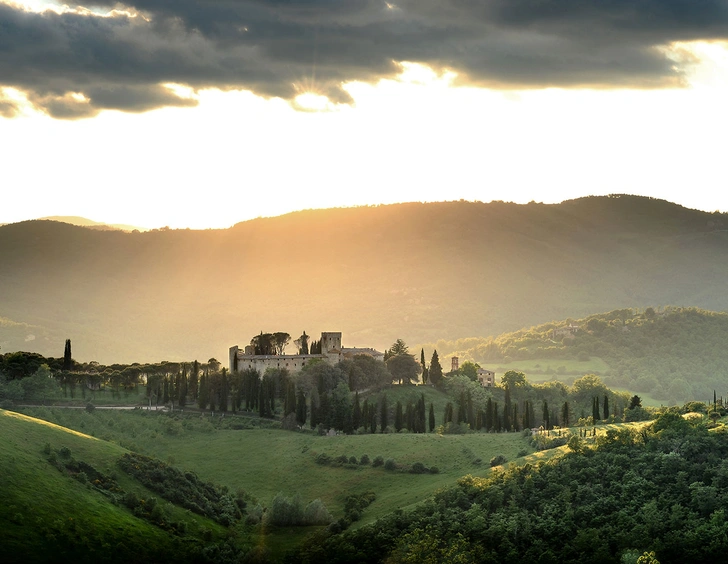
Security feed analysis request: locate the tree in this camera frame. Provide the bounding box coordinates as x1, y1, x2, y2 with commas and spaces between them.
63, 339, 72, 371
420, 349, 428, 385
503, 385, 512, 431
542, 400, 550, 429
296, 388, 307, 427
387, 339, 409, 359
429, 351, 443, 387
592, 396, 600, 422
603, 394, 610, 419
444, 402, 454, 424
380, 394, 389, 432
21, 364, 58, 403
395, 401, 404, 432
295, 331, 310, 355
561, 401, 570, 427
629, 395, 642, 409
386, 354, 421, 385
429, 402, 436, 432
501, 370, 528, 390
272, 332, 291, 355
458, 361, 480, 381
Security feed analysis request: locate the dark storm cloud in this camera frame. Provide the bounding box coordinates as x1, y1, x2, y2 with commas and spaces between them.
2, 0, 728, 118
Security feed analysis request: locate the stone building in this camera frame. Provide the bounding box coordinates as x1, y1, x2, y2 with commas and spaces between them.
229, 331, 384, 375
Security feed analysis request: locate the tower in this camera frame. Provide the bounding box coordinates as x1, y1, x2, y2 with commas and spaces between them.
451, 356, 459, 372
321, 332, 342, 355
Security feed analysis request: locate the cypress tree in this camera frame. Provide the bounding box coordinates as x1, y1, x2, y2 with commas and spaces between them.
284, 382, 296, 416
420, 349, 428, 385
219, 369, 229, 412
352, 392, 361, 430
467, 391, 475, 430
429, 351, 443, 387
63, 339, 72, 371
486, 397, 493, 431
444, 402, 454, 424
503, 385, 512, 431
395, 401, 404, 432
380, 394, 388, 432
457, 392, 467, 423
593, 396, 600, 422
296, 388, 307, 427
562, 401, 570, 428
603, 394, 610, 420
542, 400, 550, 429
190, 360, 199, 401
512, 403, 519, 432
429, 402, 436, 432
494, 402, 500, 432
418, 395, 426, 433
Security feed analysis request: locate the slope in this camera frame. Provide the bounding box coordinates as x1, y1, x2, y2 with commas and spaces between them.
2, 195, 728, 364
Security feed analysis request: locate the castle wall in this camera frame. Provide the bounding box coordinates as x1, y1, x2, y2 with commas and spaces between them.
234, 353, 336, 374
230, 331, 381, 375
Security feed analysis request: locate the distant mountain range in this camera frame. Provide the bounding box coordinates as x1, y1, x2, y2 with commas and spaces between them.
2, 195, 728, 364
38, 216, 148, 232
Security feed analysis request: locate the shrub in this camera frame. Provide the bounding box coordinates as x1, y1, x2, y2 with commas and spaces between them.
384, 459, 396, 471
410, 462, 427, 474
359, 454, 370, 465
43, 442, 51, 455
334, 454, 349, 465
245, 504, 264, 525
372, 456, 384, 467
85, 403, 95, 413
472, 458, 482, 466
348, 456, 358, 465
429, 466, 440, 474
59, 446, 72, 459
490, 455, 507, 467
517, 448, 528, 457
304, 499, 333, 525
315, 453, 331, 466
268, 493, 305, 526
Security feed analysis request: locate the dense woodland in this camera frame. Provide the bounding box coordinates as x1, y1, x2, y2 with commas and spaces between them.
4, 196, 728, 363
290, 412, 728, 563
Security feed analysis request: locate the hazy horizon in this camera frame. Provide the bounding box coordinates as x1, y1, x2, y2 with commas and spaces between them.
4, 193, 728, 232
3, 1, 728, 230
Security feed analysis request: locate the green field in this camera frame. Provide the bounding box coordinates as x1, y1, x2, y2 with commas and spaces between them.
0, 409, 228, 563
3, 402, 662, 561
16, 407, 536, 526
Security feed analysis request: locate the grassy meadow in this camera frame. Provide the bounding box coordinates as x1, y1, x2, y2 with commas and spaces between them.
0, 409, 229, 563
2, 402, 660, 561
16, 406, 537, 526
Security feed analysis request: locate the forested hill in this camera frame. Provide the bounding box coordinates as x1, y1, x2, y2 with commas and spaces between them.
423, 307, 728, 404
2, 195, 728, 363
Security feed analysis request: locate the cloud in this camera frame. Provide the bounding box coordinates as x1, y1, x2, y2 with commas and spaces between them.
2, 0, 728, 118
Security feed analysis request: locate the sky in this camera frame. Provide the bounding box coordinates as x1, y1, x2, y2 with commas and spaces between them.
2, 0, 728, 230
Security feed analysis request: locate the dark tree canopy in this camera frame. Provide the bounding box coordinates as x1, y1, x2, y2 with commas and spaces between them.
386, 353, 421, 385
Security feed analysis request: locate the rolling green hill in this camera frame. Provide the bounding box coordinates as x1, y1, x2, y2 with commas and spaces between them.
3, 195, 728, 364
0, 409, 235, 563
419, 306, 728, 404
